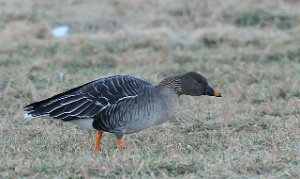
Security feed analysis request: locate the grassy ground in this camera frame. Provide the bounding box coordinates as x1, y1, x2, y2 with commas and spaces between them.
1, 0, 300, 178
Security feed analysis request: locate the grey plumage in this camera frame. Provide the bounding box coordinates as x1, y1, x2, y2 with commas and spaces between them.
24, 72, 221, 143
92, 85, 178, 138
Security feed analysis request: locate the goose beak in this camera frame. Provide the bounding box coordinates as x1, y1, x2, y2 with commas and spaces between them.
214, 91, 222, 97
205, 86, 222, 97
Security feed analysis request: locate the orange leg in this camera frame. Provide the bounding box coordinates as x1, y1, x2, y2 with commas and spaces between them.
93, 131, 103, 153
116, 138, 124, 151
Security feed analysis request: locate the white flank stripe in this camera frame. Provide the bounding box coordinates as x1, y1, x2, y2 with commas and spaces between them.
64, 101, 89, 114
44, 94, 80, 107
99, 104, 110, 112
118, 95, 138, 102
61, 97, 86, 105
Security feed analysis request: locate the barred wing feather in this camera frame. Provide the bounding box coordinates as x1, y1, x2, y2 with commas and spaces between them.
92, 85, 155, 132
24, 75, 153, 121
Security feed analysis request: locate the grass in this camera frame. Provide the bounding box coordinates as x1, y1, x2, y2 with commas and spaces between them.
0, 0, 300, 178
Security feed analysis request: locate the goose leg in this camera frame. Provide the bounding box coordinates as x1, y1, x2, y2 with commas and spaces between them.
116, 138, 124, 151
93, 131, 103, 153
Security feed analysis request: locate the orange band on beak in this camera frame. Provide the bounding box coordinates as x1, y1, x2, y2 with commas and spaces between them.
214, 91, 222, 97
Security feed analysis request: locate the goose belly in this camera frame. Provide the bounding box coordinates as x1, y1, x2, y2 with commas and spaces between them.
70, 118, 94, 129
124, 98, 178, 134
124, 112, 168, 134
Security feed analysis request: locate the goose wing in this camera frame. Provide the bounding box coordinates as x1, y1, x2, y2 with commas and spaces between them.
92, 85, 155, 132
24, 75, 153, 121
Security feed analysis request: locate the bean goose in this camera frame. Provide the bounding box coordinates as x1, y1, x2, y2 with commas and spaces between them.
24, 72, 221, 152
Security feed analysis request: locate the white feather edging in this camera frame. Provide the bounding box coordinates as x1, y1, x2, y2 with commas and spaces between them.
24, 113, 33, 120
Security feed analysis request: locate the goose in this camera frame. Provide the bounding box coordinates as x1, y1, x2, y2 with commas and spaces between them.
24, 72, 221, 152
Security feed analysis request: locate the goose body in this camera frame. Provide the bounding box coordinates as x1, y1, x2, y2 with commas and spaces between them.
24, 72, 221, 152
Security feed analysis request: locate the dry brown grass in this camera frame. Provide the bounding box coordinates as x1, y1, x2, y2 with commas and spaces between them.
1, 0, 300, 178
